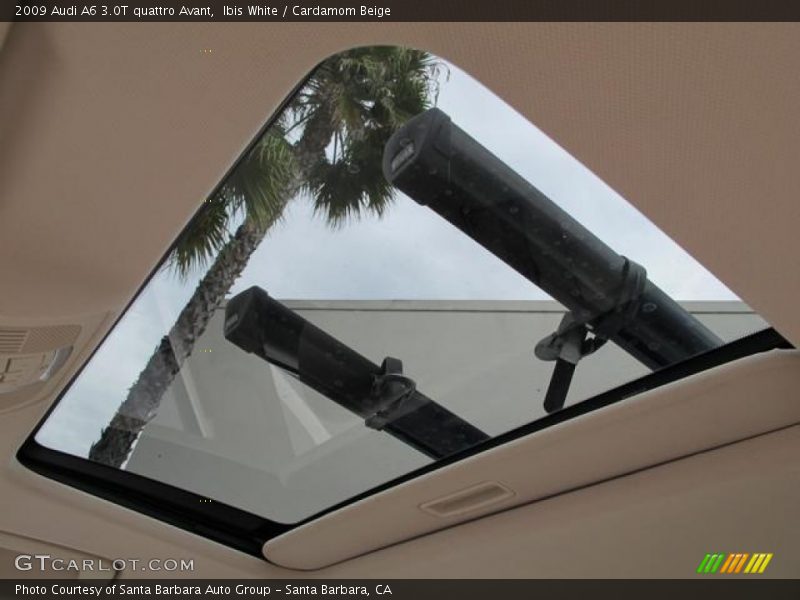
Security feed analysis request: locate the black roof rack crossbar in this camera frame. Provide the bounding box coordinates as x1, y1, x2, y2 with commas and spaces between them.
384, 108, 724, 413
223, 286, 489, 459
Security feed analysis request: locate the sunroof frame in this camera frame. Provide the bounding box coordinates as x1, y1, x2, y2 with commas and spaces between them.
18, 328, 790, 558
15, 53, 793, 559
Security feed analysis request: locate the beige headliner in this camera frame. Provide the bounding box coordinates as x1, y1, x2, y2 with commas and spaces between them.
266, 350, 800, 570
0, 22, 798, 578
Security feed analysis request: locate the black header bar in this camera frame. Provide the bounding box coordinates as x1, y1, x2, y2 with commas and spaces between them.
3, 580, 800, 600
5, 0, 800, 22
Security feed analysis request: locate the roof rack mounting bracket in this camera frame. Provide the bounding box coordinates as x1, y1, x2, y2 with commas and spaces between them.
536, 314, 595, 414
365, 357, 418, 431
535, 257, 648, 413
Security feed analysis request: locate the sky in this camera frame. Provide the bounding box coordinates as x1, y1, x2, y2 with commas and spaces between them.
37, 56, 740, 457
228, 62, 737, 303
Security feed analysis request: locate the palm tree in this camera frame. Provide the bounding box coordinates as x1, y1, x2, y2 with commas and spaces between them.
88, 46, 443, 467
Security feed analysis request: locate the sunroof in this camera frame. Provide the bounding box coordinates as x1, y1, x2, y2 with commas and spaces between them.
29, 47, 777, 535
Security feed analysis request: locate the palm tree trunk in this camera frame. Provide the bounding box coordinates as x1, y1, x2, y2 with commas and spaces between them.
87, 49, 436, 468
88, 216, 279, 467
89, 137, 331, 467
86, 47, 372, 467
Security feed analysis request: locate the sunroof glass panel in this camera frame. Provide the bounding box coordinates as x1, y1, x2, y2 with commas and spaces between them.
36, 46, 769, 524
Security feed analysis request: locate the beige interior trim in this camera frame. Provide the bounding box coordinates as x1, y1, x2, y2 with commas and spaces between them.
2, 455, 277, 579
0, 530, 116, 580
265, 349, 800, 570
319, 424, 800, 578
0, 311, 112, 417
0, 23, 10, 53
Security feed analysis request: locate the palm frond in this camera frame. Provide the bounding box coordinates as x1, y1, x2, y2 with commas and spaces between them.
289, 46, 445, 228
226, 129, 297, 229
304, 127, 396, 226
170, 45, 446, 273
166, 194, 231, 278
166, 123, 297, 277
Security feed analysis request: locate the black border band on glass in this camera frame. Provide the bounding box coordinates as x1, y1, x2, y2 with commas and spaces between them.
17, 327, 792, 559
315, 327, 792, 515
6, 1, 800, 22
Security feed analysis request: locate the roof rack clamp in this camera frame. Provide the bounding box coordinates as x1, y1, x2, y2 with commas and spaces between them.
365, 357, 419, 431
535, 258, 648, 414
